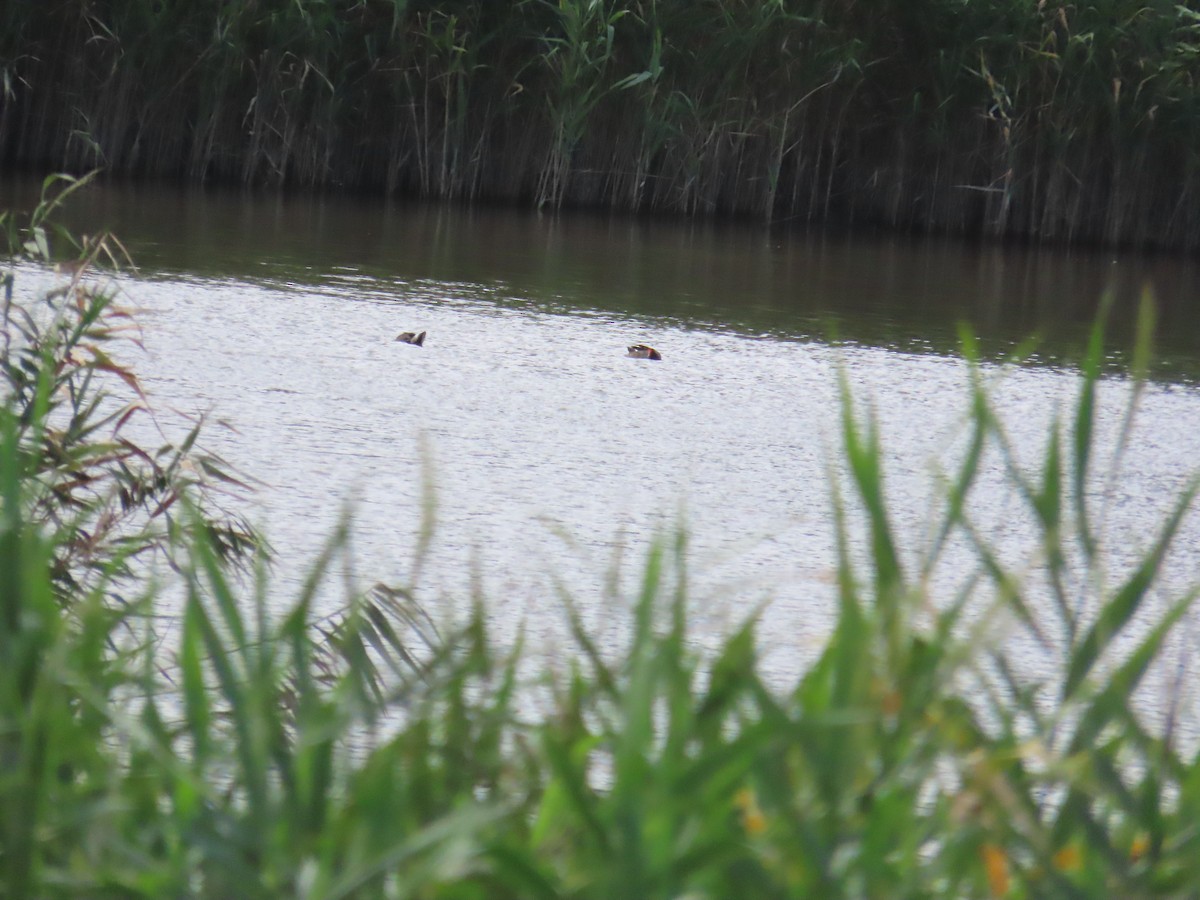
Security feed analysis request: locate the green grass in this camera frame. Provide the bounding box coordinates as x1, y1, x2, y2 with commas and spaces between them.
3, 1, 1200, 247
3, 176, 1200, 897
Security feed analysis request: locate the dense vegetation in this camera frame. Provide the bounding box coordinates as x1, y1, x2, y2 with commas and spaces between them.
3, 175, 1200, 897
4, 1, 1200, 248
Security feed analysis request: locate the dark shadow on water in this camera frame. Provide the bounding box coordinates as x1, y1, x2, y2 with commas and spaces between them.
5, 174, 1200, 383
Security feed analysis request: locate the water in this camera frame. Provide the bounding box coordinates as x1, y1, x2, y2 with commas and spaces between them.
5, 178, 1200, 709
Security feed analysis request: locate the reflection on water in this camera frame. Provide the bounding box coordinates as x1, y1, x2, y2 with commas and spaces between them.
6, 176, 1200, 380
3, 177, 1199, 720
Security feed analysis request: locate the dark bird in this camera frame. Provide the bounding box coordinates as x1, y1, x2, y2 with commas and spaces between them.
626, 344, 662, 360
395, 331, 426, 346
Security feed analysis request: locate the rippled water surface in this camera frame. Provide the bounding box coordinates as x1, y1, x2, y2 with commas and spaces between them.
6, 179, 1200, 699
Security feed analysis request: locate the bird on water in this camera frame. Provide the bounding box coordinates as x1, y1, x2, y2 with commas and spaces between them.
395, 331, 426, 346
626, 344, 662, 360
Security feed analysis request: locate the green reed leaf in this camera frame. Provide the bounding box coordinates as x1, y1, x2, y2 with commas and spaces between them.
1064, 478, 1197, 699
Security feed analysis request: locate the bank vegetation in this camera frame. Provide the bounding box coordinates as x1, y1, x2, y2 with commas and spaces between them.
3, 1, 1200, 249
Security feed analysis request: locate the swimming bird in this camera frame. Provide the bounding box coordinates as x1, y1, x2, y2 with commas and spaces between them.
626, 344, 662, 360
395, 331, 426, 346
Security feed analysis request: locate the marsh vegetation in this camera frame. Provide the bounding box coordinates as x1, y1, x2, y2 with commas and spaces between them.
4, 1, 1200, 247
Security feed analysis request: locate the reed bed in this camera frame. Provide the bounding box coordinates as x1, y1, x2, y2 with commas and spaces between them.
3, 1, 1200, 249
4, 176, 1200, 897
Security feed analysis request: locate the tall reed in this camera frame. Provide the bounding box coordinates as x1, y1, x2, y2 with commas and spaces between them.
0, 172, 257, 603
3, 1, 1199, 247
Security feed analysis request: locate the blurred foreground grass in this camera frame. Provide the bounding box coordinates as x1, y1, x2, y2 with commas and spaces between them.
2, 175, 1198, 898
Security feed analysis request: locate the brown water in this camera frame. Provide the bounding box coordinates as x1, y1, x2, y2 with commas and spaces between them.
22, 178, 1200, 375
5, 177, 1200, 710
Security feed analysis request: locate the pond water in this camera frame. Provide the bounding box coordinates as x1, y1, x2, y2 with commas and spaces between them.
4, 177, 1200, 713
